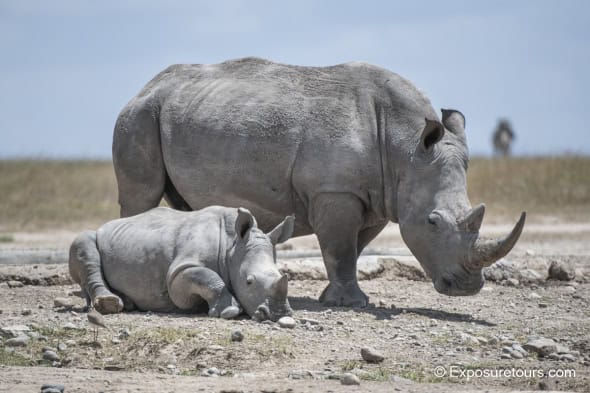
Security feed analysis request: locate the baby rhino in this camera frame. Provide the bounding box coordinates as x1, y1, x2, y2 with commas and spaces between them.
69, 206, 294, 321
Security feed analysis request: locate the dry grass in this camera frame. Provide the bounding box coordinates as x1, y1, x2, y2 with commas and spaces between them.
0, 157, 588, 231
467, 156, 590, 221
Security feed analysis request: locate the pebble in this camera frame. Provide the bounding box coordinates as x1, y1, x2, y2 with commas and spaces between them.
341, 373, 361, 385
201, 367, 220, 377
41, 384, 65, 393
231, 329, 244, 342
118, 328, 130, 339
548, 260, 576, 281
500, 353, 512, 359
57, 343, 67, 352
560, 354, 576, 362
42, 350, 60, 362
277, 316, 296, 329
111, 337, 121, 345
512, 344, 528, 357
6, 335, 30, 347
21, 309, 32, 316
1, 324, 31, 338
509, 350, 524, 359
7, 280, 24, 288
523, 338, 558, 357
53, 297, 74, 309
361, 347, 385, 363
62, 322, 78, 330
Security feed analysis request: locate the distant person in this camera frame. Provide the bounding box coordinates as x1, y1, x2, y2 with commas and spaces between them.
492, 119, 515, 157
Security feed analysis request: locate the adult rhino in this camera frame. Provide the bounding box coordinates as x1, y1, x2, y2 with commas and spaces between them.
113, 57, 525, 307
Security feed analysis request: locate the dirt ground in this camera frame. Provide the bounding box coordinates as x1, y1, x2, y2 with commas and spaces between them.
1, 220, 589, 392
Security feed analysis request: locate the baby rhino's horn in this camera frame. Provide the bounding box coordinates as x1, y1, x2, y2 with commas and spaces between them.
270, 274, 288, 301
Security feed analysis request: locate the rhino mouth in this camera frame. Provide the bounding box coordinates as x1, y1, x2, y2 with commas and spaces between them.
253, 301, 292, 322
433, 273, 484, 296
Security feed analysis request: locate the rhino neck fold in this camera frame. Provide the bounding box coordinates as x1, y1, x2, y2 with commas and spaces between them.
377, 104, 398, 223
217, 217, 233, 292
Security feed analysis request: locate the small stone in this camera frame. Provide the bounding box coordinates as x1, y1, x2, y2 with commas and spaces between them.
62, 322, 77, 330
361, 347, 385, 363
548, 260, 576, 281
538, 302, 548, 308
111, 337, 121, 345
57, 342, 67, 352
208, 345, 224, 351
231, 329, 244, 342
487, 337, 499, 345
21, 309, 32, 316
277, 316, 296, 329
42, 350, 60, 362
7, 280, 24, 288
341, 373, 361, 385
510, 350, 524, 359
560, 354, 576, 362
500, 353, 512, 359
475, 336, 488, 345
0, 324, 31, 338
41, 384, 65, 393
523, 338, 558, 357
512, 344, 528, 357
529, 292, 542, 299
6, 335, 30, 347
54, 297, 74, 309
65, 339, 76, 346
118, 328, 130, 339
506, 278, 519, 286
547, 352, 560, 360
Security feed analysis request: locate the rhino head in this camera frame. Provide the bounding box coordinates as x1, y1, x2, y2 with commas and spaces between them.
230, 208, 294, 321
397, 109, 525, 296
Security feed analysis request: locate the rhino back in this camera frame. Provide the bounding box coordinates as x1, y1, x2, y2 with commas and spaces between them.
140, 58, 437, 232
97, 207, 224, 311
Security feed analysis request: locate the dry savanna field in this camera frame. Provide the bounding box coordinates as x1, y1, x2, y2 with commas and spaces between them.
0, 157, 589, 393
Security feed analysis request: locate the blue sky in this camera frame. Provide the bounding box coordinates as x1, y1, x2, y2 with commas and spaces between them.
1, 0, 588, 158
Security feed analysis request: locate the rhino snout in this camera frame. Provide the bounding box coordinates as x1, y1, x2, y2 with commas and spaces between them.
253, 304, 271, 322
433, 273, 484, 296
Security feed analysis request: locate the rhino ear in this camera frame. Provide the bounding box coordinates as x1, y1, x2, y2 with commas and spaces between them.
421, 118, 444, 151
441, 109, 466, 137
267, 215, 295, 245
235, 207, 256, 239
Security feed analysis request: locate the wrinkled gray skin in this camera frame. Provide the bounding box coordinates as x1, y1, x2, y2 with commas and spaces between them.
113, 57, 526, 307
69, 206, 294, 321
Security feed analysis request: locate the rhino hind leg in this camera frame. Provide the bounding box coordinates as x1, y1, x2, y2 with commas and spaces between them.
167, 264, 241, 319
68, 231, 123, 314
113, 102, 167, 217
311, 193, 368, 307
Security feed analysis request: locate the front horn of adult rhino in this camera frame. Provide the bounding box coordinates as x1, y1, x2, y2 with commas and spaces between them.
464, 206, 526, 269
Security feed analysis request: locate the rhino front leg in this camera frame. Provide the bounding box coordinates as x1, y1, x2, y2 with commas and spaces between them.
68, 231, 123, 314
167, 264, 242, 319
311, 193, 368, 307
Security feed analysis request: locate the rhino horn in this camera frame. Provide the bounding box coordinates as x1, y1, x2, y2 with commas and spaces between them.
270, 274, 288, 301
468, 212, 526, 268
458, 203, 486, 233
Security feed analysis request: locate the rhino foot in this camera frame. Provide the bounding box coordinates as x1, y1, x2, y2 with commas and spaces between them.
93, 295, 124, 314
319, 281, 368, 308
208, 289, 242, 319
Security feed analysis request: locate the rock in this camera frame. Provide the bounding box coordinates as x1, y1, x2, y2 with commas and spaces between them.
65, 339, 76, 346
523, 338, 558, 357
385, 256, 428, 281
506, 278, 520, 286
231, 329, 244, 342
538, 302, 548, 308
555, 343, 571, 354
475, 336, 488, 345
21, 309, 32, 316
549, 260, 576, 281
277, 316, 296, 329
201, 367, 221, 377
62, 322, 78, 330
7, 280, 24, 288
42, 350, 60, 362
41, 384, 65, 393
111, 337, 121, 345
54, 297, 74, 309
341, 373, 361, 385
361, 347, 385, 363
6, 335, 30, 347
518, 269, 545, 285
1, 324, 31, 338
509, 350, 524, 359
560, 354, 576, 362
57, 342, 67, 352
207, 345, 224, 351
500, 353, 512, 359
512, 344, 528, 357
118, 328, 130, 339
